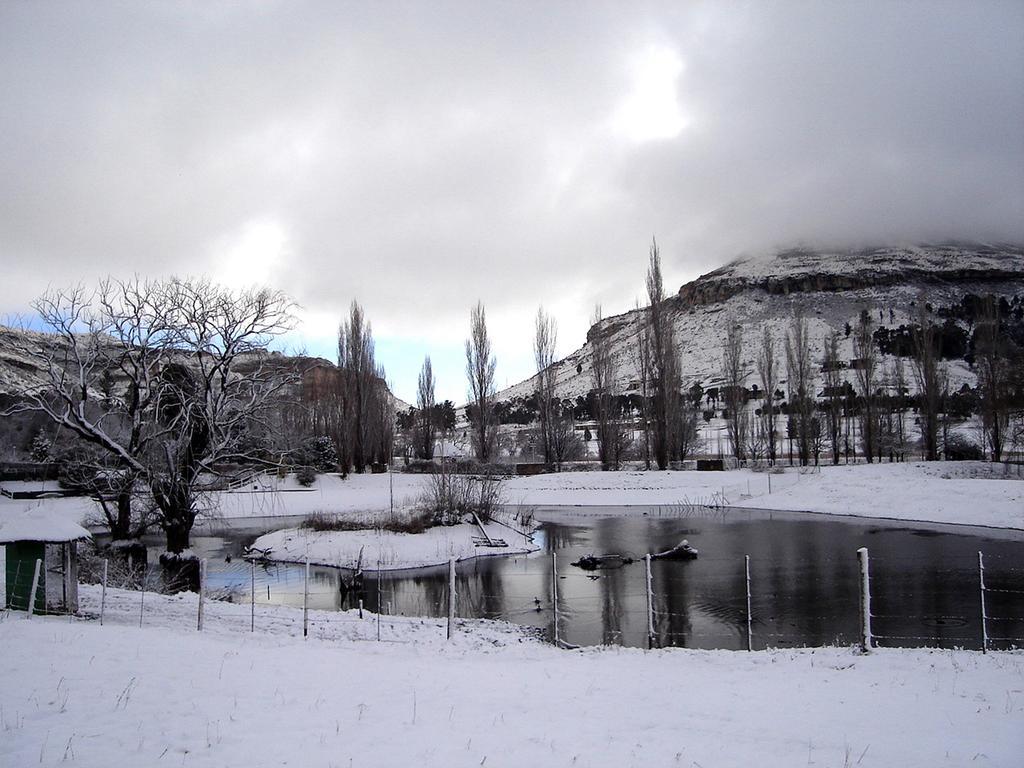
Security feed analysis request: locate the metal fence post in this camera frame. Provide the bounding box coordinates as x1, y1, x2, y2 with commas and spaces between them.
447, 556, 456, 641
303, 555, 310, 639
27, 558, 42, 618
857, 547, 872, 652
250, 559, 255, 633
745, 554, 753, 652
644, 554, 655, 650
197, 558, 205, 631
978, 551, 988, 654
551, 552, 559, 647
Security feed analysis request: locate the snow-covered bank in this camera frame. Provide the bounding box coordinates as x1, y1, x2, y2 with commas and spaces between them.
2, 589, 1021, 768
730, 461, 1024, 529
506, 462, 1024, 529
252, 519, 539, 570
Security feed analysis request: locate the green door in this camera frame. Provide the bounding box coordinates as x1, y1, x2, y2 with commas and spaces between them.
5, 541, 46, 613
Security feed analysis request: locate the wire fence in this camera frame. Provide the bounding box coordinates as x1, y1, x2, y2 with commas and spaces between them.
3, 546, 1021, 654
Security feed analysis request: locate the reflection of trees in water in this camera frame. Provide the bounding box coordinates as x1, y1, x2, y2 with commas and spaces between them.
598, 567, 626, 645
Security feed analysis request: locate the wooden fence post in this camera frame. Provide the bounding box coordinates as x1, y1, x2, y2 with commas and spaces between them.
27, 558, 42, 618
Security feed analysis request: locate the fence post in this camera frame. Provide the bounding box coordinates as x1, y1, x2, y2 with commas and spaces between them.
644, 554, 655, 650
250, 560, 255, 633
27, 558, 42, 618
978, 551, 988, 654
768, 473, 771, 494
197, 559, 206, 631
447, 556, 456, 641
745, 554, 753, 652
376, 557, 381, 642
100, 559, 108, 626
303, 555, 310, 639
358, 599, 363, 619
551, 551, 559, 647
857, 547, 872, 652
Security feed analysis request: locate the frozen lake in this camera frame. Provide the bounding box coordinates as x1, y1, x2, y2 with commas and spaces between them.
161, 507, 1024, 650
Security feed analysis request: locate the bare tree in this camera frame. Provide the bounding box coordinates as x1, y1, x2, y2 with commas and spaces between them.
853, 309, 878, 462
757, 327, 780, 464
892, 355, 908, 461
630, 299, 654, 469
785, 312, 815, 465
910, 304, 942, 461
722, 320, 747, 461
11, 278, 296, 554
975, 295, 1010, 461
821, 331, 843, 465
591, 305, 626, 470
465, 301, 497, 462
646, 239, 680, 469
415, 356, 436, 460
534, 306, 558, 464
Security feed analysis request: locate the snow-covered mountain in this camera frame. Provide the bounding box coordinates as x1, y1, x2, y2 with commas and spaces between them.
497, 243, 1024, 403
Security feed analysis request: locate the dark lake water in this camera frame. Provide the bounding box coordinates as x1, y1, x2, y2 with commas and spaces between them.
172, 507, 1024, 650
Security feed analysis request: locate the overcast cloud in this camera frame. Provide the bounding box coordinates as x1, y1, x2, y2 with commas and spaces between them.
2, 1, 1022, 402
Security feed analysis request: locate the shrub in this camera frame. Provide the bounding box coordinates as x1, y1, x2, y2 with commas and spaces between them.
943, 434, 983, 461
295, 465, 318, 487
419, 467, 505, 525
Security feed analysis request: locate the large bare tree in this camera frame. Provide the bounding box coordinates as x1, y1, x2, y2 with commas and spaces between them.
10, 277, 296, 554
465, 301, 497, 462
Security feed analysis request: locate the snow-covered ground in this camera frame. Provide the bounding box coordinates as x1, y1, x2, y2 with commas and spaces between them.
2, 584, 1021, 768
731, 461, 1024, 529
252, 518, 539, 570
506, 462, 1024, 529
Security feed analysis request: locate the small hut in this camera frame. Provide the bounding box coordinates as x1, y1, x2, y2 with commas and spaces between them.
0, 512, 91, 614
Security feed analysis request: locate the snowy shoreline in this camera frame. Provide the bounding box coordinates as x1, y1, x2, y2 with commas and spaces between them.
251, 518, 540, 571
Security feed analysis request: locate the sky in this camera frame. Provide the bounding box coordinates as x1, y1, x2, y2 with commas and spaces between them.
2, 1, 1022, 404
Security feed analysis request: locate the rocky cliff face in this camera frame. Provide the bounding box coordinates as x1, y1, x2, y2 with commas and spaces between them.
498, 243, 1024, 403
677, 244, 1024, 309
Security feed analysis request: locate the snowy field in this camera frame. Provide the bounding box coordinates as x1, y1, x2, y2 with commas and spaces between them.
1, 584, 1022, 768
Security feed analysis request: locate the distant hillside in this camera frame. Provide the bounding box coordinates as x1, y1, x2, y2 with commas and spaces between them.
496, 243, 1024, 405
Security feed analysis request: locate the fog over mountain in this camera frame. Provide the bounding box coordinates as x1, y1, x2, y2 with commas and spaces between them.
1, 2, 1022, 402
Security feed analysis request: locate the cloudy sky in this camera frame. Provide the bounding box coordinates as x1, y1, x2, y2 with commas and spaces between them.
2, 1, 1022, 403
